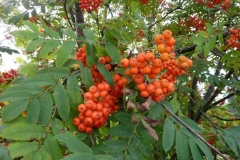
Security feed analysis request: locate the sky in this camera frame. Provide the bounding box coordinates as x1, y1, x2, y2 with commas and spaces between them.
0, 21, 26, 72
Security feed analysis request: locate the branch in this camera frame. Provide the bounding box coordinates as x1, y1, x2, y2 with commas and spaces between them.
148, 2, 183, 29
63, 0, 74, 31
75, 2, 84, 38
212, 115, 240, 121
188, 77, 198, 119
175, 45, 196, 55
162, 105, 229, 160
211, 92, 235, 106
203, 57, 223, 102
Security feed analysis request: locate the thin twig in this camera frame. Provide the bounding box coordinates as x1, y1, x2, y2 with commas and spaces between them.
162, 105, 229, 160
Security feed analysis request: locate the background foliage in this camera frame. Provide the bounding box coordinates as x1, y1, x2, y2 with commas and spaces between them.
0, 0, 240, 159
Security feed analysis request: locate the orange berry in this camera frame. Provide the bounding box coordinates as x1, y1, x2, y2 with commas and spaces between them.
78, 104, 87, 113
154, 88, 163, 96
129, 58, 138, 67
165, 46, 172, 53
113, 74, 121, 81
140, 90, 149, 98
186, 58, 193, 68
137, 52, 146, 62
178, 55, 187, 63
96, 103, 103, 111
148, 73, 157, 79
179, 62, 189, 69
138, 61, 148, 68
84, 117, 93, 126
85, 100, 94, 109
142, 65, 152, 74
160, 79, 169, 88
146, 84, 156, 94
105, 56, 112, 62
157, 44, 166, 53
151, 67, 161, 74
162, 30, 172, 39
93, 91, 100, 99
154, 34, 165, 45
89, 86, 98, 94
84, 92, 93, 100
152, 80, 161, 88
160, 52, 169, 62
133, 74, 144, 84
130, 67, 139, 74
145, 52, 155, 62
125, 69, 132, 76
137, 83, 147, 91
78, 123, 86, 132
105, 64, 112, 70
85, 109, 93, 117
97, 83, 105, 91
73, 118, 80, 126
120, 58, 130, 68
152, 58, 162, 68
78, 113, 85, 121
167, 82, 174, 92
166, 37, 176, 46
100, 90, 108, 98
99, 57, 106, 64
85, 126, 93, 134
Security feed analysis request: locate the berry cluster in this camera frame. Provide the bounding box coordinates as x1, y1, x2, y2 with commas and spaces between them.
120, 30, 192, 102
72, 74, 128, 134
194, 0, 231, 10
226, 28, 240, 50
139, 0, 149, 4
79, 0, 103, 12
76, 45, 87, 66
179, 15, 206, 32
0, 69, 18, 84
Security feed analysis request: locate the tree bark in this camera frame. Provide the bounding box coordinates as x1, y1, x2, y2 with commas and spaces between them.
75, 2, 84, 38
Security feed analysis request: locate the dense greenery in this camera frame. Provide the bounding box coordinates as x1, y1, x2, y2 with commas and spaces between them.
0, 0, 240, 159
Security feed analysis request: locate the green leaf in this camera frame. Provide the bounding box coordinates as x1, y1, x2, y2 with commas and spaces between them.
188, 139, 203, 160
208, 35, 216, 51
191, 36, 205, 45
81, 67, 94, 90
204, 42, 210, 57
8, 141, 39, 159
162, 117, 175, 152
12, 30, 38, 41
22, 147, 52, 160
54, 131, 93, 154
51, 118, 65, 135
26, 98, 40, 123
192, 138, 213, 160
128, 144, 145, 160
63, 59, 84, 68
97, 63, 114, 86
218, 32, 223, 43
4, 3, 14, 15
179, 117, 201, 133
20, 31, 42, 45
0, 90, 34, 102
0, 144, 12, 160
42, 134, 62, 160
132, 135, 151, 157
0, 123, 45, 140
21, 0, 30, 9
39, 18, 60, 38
108, 125, 132, 137
67, 75, 83, 108
61, 153, 95, 160
100, 140, 128, 153
56, 41, 76, 67
38, 40, 61, 59
53, 84, 70, 121
1, 100, 29, 122
114, 112, 132, 124
31, 8, 37, 17
63, 29, 77, 39
18, 63, 39, 76
176, 130, 190, 160
86, 42, 96, 66
161, 100, 174, 113
125, 154, 138, 160
22, 75, 56, 86
105, 42, 121, 64
147, 103, 164, 120
23, 20, 39, 33
38, 92, 53, 126
94, 154, 116, 160
205, 23, 215, 35
83, 29, 95, 42
223, 135, 239, 156
37, 67, 70, 79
